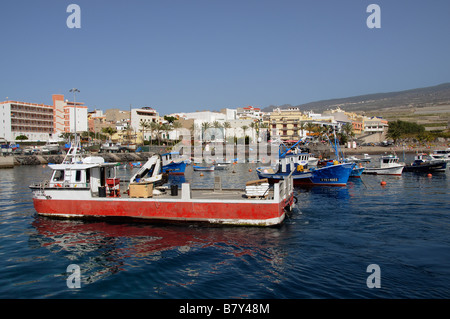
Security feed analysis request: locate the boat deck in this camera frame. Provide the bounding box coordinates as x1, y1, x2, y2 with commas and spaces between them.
121, 186, 275, 201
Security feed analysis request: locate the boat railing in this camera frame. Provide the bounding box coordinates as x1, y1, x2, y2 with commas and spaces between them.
274, 171, 294, 202
48, 181, 90, 188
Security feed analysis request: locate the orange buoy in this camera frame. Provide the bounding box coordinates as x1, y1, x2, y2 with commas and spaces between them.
380, 181, 387, 186
249, 168, 252, 172
200, 173, 204, 177
427, 173, 432, 177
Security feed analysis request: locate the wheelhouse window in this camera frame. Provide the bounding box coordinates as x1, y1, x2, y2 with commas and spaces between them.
53, 170, 64, 181
75, 170, 82, 182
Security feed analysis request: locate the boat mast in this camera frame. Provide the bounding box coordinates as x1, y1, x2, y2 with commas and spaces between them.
63, 88, 82, 164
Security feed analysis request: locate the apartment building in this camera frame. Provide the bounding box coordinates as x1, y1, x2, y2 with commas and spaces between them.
52, 94, 88, 134
269, 107, 310, 141
131, 107, 160, 140
364, 117, 388, 134
0, 100, 54, 141
0, 94, 88, 142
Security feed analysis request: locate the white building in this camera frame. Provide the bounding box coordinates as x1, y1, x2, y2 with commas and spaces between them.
236, 106, 264, 120
0, 100, 54, 142
52, 94, 88, 134
131, 107, 160, 140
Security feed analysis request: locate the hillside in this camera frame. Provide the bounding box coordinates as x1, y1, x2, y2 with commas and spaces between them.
263, 82, 450, 114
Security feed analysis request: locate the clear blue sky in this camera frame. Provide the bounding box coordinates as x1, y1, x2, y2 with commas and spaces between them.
1, 0, 449, 115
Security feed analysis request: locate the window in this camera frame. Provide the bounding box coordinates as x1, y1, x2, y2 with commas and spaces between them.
75, 170, 82, 182
53, 170, 64, 181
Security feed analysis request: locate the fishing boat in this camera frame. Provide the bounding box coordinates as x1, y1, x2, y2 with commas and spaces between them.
161, 152, 187, 175
29, 142, 295, 226
214, 162, 230, 170
193, 164, 215, 171
403, 153, 447, 173
429, 148, 450, 170
350, 166, 365, 178
257, 160, 354, 186
362, 154, 404, 175
40, 141, 61, 154
256, 139, 354, 186
130, 162, 142, 168
100, 141, 120, 153
345, 154, 371, 163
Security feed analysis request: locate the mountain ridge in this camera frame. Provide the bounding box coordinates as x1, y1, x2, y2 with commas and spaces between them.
262, 82, 450, 114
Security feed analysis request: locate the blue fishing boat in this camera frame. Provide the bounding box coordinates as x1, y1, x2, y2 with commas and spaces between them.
350, 166, 365, 177
161, 152, 188, 175
256, 139, 354, 186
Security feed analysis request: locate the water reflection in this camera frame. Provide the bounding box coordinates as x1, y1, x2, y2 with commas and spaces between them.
30, 216, 290, 289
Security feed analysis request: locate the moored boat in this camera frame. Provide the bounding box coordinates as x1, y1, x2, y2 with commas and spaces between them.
429, 148, 450, 171
350, 166, 365, 178
214, 162, 230, 170
362, 154, 404, 175
256, 146, 354, 186
403, 153, 447, 173
29, 145, 294, 226
161, 152, 187, 175
193, 164, 215, 171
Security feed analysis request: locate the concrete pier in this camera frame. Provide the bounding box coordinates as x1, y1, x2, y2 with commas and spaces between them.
0, 157, 15, 168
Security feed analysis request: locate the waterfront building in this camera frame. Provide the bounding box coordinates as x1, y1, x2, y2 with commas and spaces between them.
88, 112, 115, 135
236, 106, 264, 120
269, 107, 310, 141
52, 94, 88, 134
364, 117, 388, 134
0, 100, 54, 142
131, 107, 160, 140
323, 107, 365, 134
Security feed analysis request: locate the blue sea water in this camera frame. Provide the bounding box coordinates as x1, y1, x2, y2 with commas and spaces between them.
0, 158, 449, 299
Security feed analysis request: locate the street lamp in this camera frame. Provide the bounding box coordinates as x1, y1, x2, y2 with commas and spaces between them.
69, 88, 80, 143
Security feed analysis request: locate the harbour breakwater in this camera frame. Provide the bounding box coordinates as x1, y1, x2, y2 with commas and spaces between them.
0, 144, 429, 168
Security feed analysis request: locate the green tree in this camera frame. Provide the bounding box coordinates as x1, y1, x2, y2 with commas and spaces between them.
15, 134, 28, 141
386, 120, 425, 143
101, 127, 117, 140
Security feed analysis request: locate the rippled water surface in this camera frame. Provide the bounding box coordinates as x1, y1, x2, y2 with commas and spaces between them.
1, 158, 449, 298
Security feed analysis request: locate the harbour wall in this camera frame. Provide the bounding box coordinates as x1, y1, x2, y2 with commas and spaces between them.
1, 144, 426, 168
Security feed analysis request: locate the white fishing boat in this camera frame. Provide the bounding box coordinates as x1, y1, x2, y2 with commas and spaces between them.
40, 141, 61, 154
362, 154, 404, 175
100, 141, 120, 153
429, 148, 450, 170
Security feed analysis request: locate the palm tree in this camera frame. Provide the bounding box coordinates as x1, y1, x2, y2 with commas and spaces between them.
249, 121, 257, 142
259, 122, 269, 141
201, 122, 211, 141
161, 123, 171, 144
305, 122, 315, 136
342, 123, 355, 144
149, 121, 158, 145
212, 121, 223, 141
139, 119, 150, 145
154, 122, 163, 145
172, 120, 182, 141
241, 125, 249, 141
299, 121, 305, 138
223, 121, 231, 142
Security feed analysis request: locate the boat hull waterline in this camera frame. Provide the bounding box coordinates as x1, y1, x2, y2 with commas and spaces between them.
362, 166, 404, 176
257, 163, 354, 186
33, 194, 294, 226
